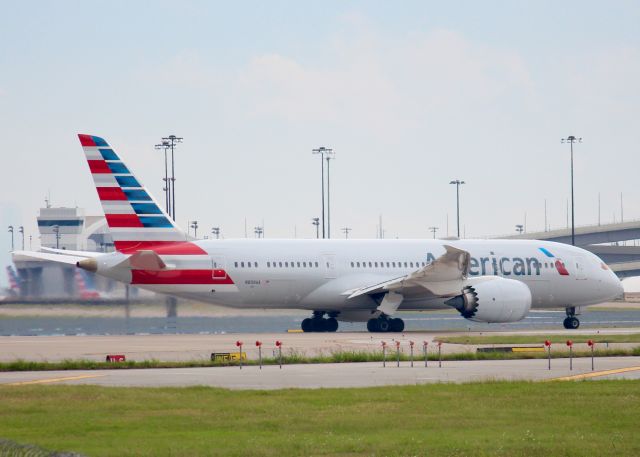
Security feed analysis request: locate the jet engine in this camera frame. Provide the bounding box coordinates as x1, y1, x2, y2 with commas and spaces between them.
445, 277, 532, 323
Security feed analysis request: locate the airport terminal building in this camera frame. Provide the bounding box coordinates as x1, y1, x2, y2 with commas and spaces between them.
10, 205, 125, 299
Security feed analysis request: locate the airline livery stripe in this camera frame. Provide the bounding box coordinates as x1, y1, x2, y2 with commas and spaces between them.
78, 134, 97, 146
87, 160, 112, 174
123, 189, 152, 201
102, 202, 135, 214
105, 214, 143, 228
131, 269, 234, 285
108, 162, 129, 174
92, 174, 119, 186
139, 216, 173, 228
116, 176, 141, 188
131, 203, 163, 215
99, 148, 118, 160
97, 187, 127, 201
114, 241, 207, 255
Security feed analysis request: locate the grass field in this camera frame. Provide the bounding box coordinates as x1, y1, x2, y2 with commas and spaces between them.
1, 382, 639, 456
437, 333, 640, 345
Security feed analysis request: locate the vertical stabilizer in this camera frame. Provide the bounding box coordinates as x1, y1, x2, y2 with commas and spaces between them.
77, 134, 198, 254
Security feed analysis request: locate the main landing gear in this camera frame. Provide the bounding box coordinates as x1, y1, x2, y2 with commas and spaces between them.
367, 315, 405, 333
563, 306, 580, 330
301, 311, 339, 333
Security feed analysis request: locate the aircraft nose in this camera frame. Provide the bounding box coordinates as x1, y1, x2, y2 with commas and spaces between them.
605, 269, 624, 300
612, 275, 625, 300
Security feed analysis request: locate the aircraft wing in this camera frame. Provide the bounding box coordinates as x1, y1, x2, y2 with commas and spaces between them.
347, 245, 470, 299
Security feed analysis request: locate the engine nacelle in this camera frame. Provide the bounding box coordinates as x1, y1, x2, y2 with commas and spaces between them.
445, 277, 532, 323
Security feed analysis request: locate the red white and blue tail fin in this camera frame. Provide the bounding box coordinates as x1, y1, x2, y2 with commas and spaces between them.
78, 134, 192, 254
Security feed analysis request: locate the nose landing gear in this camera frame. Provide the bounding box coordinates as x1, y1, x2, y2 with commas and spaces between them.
301, 311, 339, 332
563, 307, 580, 329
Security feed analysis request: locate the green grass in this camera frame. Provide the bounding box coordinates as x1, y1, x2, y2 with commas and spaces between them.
1, 382, 640, 456
437, 333, 640, 345
2, 346, 640, 372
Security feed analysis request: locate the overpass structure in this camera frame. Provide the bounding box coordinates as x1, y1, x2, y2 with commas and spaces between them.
499, 220, 640, 279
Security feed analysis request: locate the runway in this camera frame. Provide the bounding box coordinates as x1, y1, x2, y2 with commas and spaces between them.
2, 357, 640, 389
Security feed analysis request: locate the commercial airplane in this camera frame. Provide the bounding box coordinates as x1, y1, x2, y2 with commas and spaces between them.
15, 135, 624, 332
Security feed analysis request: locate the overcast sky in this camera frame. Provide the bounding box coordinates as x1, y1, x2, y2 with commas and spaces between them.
1, 1, 640, 284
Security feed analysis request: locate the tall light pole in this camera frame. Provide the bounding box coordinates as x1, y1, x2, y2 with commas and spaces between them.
561, 136, 582, 245
8, 226, 14, 250
311, 218, 320, 239
155, 140, 171, 215
326, 150, 335, 239
162, 134, 183, 221
312, 147, 333, 239
211, 227, 220, 239
190, 221, 199, 238
449, 180, 465, 238
341, 227, 351, 239
254, 226, 264, 238
18, 226, 24, 250
428, 226, 438, 239
515, 224, 524, 234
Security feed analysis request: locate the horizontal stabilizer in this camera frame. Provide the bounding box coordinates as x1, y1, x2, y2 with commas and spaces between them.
11, 250, 87, 266
41, 247, 103, 258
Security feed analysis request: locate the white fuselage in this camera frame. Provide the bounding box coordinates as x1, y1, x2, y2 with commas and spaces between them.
132, 238, 623, 317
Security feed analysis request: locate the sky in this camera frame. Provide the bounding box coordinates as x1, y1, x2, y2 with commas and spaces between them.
1, 1, 640, 284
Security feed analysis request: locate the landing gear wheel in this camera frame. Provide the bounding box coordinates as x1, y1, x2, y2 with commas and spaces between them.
325, 317, 339, 332
563, 317, 580, 330
377, 319, 390, 332
312, 318, 327, 332
301, 318, 314, 332
389, 318, 405, 332
367, 318, 379, 332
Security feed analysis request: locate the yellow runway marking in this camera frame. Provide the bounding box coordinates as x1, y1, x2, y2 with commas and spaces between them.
552, 366, 640, 381
4, 374, 106, 386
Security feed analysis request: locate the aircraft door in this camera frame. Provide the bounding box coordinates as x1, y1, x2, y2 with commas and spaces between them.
322, 254, 337, 279
211, 255, 228, 279
573, 256, 587, 280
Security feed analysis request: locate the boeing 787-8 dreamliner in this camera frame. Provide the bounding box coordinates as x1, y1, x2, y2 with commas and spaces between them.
15, 135, 624, 332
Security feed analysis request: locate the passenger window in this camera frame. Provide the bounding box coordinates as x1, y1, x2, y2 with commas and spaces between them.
315, 262, 319, 267
267, 262, 270, 268
285, 262, 288, 267
247, 262, 251, 268
357, 262, 360, 267
392, 262, 396, 267
374, 262, 378, 267
404, 262, 408, 268
410, 262, 414, 268
241, 262, 245, 268
234, 262, 238, 268
297, 262, 301, 267
255, 262, 258, 268
369, 262, 372, 267
351, 262, 354, 267
386, 262, 390, 267
303, 262, 307, 267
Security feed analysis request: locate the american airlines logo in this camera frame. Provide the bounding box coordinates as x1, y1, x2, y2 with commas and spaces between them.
425, 247, 569, 277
